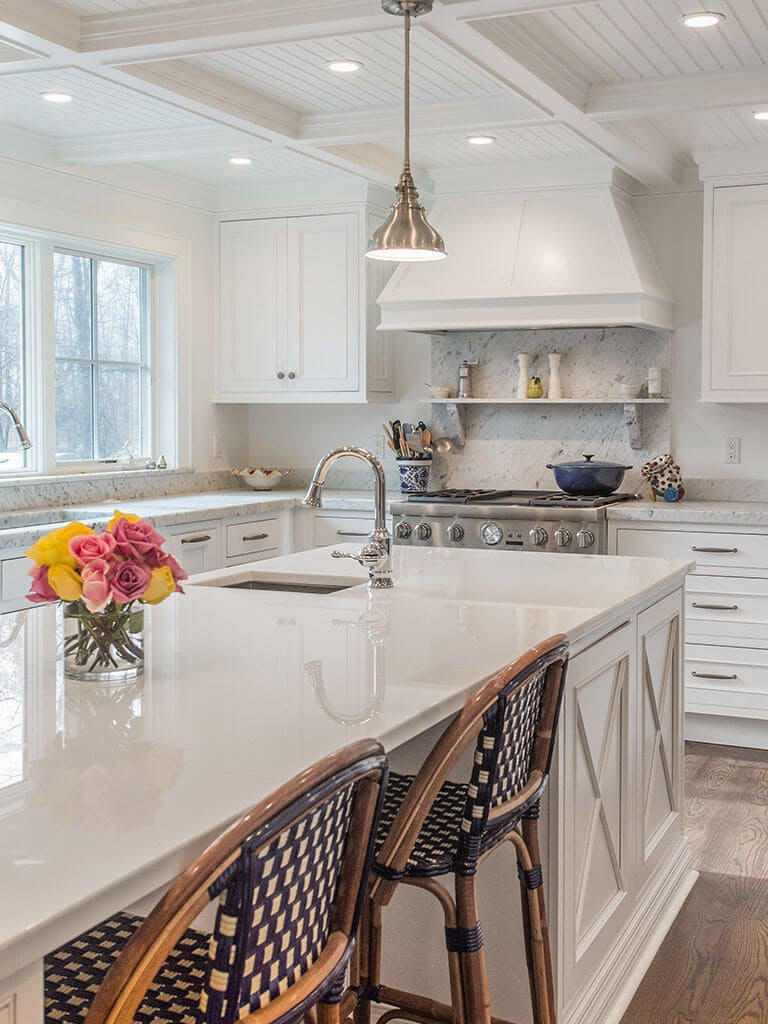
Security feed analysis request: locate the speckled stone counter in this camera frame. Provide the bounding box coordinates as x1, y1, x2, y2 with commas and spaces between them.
608, 499, 768, 527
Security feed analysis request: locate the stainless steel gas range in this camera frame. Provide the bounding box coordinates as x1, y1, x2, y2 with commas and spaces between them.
391, 489, 635, 555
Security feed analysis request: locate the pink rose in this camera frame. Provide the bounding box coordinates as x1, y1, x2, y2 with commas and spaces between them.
111, 561, 151, 604
160, 552, 188, 585
69, 532, 116, 566
27, 564, 57, 604
111, 517, 166, 563
81, 559, 112, 613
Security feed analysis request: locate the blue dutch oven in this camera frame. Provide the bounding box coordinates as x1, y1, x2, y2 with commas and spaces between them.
546, 454, 632, 497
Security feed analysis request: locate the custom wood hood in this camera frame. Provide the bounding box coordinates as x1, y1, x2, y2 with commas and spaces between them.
376, 185, 674, 332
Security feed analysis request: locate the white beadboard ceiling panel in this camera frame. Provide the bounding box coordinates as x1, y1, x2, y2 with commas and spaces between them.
54, 0, 198, 13
0, 67, 210, 138
0, 38, 44, 64
145, 147, 348, 186
378, 123, 593, 170
185, 27, 511, 115
476, 0, 768, 89
610, 105, 768, 160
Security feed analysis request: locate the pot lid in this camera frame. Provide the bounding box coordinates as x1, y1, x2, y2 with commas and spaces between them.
547, 454, 632, 470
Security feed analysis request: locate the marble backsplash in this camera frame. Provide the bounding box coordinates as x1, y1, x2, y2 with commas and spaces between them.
427, 328, 672, 494
0, 468, 239, 513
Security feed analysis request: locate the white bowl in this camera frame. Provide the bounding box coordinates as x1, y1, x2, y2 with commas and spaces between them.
232, 468, 290, 491
429, 385, 455, 400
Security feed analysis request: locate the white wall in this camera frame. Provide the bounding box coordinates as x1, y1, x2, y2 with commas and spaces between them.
0, 151, 249, 472
635, 189, 768, 480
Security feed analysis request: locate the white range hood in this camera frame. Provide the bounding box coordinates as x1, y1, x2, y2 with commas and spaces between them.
376, 186, 674, 332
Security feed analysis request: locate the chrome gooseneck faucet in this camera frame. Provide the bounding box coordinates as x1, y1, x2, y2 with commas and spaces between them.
0, 403, 32, 451
302, 445, 393, 589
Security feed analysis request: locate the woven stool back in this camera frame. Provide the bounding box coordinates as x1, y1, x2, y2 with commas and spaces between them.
84, 739, 387, 1024
374, 635, 568, 888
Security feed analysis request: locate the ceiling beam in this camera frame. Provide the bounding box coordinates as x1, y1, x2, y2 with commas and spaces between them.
589, 66, 768, 122
0, 0, 79, 52
438, 0, 602, 21
299, 97, 549, 145
426, 7, 684, 190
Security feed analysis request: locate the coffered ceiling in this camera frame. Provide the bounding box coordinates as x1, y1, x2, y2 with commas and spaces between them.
2, 0, 768, 196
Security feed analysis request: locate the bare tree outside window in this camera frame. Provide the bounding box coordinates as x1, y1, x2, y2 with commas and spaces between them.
54, 252, 150, 462
0, 241, 26, 471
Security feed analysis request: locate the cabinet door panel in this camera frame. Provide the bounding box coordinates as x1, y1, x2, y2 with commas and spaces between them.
287, 214, 359, 393
220, 220, 287, 394
707, 185, 768, 397
166, 523, 223, 577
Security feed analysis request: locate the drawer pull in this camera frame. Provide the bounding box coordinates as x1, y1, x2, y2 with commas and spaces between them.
691, 602, 739, 611
691, 546, 738, 554
243, 533, 269, 542
336, 530, 369, 537
691, 670, 738, 681
181, 535, 211, 545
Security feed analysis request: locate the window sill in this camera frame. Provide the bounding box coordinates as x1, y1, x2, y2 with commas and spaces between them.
0, 467, 195, 487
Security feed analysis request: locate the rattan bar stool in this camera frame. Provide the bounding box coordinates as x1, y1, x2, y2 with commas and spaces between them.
44, 739, 388, 1024
352, 635, 569, 1024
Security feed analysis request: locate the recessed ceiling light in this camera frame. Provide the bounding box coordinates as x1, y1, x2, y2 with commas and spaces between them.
755, 110, 768, 121
228, 156, 252, 166
466, 134, 496, 146
40, 92, 72, 104
326, 59, 363, 74
680, 11, 725, 28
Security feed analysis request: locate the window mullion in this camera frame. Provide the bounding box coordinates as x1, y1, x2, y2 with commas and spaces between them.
90, 258, 98, 461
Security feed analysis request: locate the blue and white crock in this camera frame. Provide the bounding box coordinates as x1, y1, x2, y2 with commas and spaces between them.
397, 459, 431, 495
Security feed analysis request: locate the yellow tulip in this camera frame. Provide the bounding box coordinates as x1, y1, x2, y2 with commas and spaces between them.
142, 566, 176, 605
48, 564, 84, 602
108, 509, 141, 531
26, 521, 95, 568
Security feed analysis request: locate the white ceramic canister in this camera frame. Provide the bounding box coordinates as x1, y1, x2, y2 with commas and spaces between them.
517, 353, 530, 399
648, 367, 663, 398
548, 352, 563, 399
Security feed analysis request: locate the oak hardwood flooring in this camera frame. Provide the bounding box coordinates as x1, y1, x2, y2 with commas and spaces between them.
621, 742, 768, 1024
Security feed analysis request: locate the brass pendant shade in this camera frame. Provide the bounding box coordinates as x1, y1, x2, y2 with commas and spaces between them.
366, 0, 446, 262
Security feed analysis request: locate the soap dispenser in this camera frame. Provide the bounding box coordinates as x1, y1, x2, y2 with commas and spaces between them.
458, 359, 479, 399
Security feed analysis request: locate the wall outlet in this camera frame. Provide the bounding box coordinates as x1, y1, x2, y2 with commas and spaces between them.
724, 436, 741, 464
368, 434, 385, 461
212, 434, 225, 460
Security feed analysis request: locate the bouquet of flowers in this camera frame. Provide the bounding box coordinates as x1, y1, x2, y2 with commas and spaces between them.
26, 511, 187, 676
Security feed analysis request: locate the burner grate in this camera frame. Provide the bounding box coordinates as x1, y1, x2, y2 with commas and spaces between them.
529, 492, 634, 508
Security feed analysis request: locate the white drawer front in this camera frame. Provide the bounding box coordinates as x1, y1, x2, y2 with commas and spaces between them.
314, 515, 374, 547
685, 643, 768, 719
616, 527, 768, 572
686, 575, 768, 644
226, 518, 281, 558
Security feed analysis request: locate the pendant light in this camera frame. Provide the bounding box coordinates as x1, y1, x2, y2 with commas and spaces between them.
366, 0, 447, 262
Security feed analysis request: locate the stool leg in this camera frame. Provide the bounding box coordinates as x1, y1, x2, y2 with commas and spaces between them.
509, 827, 555, 1024
354, 895, 376, 1024
454, 874, 491, 1024
522, 817, 555, 1021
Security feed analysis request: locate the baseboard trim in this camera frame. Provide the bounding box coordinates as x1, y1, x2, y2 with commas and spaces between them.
686, 712, 768, 750
562, 838, 698, 1024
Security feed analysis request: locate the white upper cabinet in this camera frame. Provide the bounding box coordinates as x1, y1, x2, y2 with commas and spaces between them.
703, 183, 768, 402
217, 209, 393, 403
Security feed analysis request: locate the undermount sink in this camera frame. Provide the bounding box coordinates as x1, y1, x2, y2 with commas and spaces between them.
224, 580, 354, 595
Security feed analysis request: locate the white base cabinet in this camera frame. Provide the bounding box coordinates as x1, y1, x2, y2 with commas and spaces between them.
217, 208, 394, 404
611, 519, 768, 748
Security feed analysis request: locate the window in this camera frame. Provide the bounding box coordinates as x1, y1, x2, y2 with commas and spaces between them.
0, 240, 26, 473
55, 251, 151, 463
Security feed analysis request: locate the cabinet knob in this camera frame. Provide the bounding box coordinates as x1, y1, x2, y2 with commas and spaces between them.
288, 371, 296, 380
277, 371, 285, 380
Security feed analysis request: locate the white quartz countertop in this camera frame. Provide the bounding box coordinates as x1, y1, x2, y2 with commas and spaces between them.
607, 499, 768, 527
0, 489, 398, 552
0, 544, 690, 976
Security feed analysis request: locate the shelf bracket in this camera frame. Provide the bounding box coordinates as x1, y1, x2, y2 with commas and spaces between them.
445, 402, 466, 449
624, 403, 642, 450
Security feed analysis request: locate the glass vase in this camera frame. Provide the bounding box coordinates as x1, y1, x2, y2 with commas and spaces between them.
62, 602, 145, 682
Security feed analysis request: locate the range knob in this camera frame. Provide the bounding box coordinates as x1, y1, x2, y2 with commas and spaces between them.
395, 520, 412, 540
576, 528, 595, 550
554, 527, 572, 548
481, 521, 504, 547
447, 522, 465, 543
529, 526, 548, 547
414, 522, 432, 542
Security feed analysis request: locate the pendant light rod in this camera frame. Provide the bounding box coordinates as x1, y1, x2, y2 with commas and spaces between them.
403, 4, 411, 170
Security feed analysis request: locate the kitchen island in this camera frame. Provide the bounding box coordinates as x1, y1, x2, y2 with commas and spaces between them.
0, 545, 693, 1024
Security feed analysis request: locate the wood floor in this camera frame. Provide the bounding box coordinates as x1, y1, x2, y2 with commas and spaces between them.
621, 741, 768, 1024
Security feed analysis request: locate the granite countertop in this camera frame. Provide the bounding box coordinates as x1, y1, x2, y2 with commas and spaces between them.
0, 544, 690, 977
607, 499, 768, 527
0, 489, 400, 552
